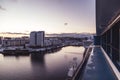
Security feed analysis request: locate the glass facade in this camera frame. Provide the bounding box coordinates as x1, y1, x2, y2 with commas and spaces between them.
100, 19, 120, 70
119, 23, 120, 64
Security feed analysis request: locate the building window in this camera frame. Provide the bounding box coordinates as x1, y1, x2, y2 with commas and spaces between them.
119, 25, 120, 66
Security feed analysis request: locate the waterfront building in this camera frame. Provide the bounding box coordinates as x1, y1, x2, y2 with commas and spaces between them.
36, 31, 44, 47
30, 31, 45, 47
2, 38, 28, 47
44, 39, 52, 47
44, 37, 62, 47
30, 31, 36, 46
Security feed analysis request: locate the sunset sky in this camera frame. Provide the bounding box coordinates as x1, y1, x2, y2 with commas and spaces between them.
0, 0, 95, 34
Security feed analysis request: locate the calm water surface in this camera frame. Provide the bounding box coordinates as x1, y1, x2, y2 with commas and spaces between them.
0, 46, 85, 80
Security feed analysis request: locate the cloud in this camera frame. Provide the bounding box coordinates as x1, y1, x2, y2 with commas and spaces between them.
0, 5, 6, 11
11, 0, 18, 3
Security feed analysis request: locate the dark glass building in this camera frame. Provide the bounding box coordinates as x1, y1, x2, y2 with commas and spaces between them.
96, 0, 120, 69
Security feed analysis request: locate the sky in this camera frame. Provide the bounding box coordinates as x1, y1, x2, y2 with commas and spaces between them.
0, 0, 95, 34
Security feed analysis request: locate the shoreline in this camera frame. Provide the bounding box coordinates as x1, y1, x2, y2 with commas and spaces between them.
0, 45, 84, 56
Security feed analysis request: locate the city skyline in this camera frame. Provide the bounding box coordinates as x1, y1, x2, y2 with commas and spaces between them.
0, 31, 94, 37
0, 0, 95, 34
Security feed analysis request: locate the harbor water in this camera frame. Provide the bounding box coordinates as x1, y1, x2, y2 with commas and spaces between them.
0, 46, 85, 80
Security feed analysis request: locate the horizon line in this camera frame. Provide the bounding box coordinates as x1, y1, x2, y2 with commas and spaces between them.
0, 32, 96, 35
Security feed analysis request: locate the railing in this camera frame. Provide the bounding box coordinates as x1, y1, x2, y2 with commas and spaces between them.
101, 47, 120, 80
71, 46, 93, 80
100, 18, 120, 70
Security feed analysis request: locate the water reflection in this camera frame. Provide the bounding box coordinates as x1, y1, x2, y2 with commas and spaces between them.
0, 54, 4, 61
0, 46, 85, 80
31, 53, 45, 65
30, 53, 47, 80
3, 54, 30, 60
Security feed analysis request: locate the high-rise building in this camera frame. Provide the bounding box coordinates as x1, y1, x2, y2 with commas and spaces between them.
96, 0, 120, 35
96, 0, 120, 70
30, 31, 45, 47
30, 31, 36, 46
36, 31, 44, 47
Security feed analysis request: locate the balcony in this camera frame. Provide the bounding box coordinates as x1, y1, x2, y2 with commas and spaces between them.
72, 46, 120, 80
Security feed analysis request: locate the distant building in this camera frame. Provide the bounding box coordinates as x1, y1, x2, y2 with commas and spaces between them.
30, 31, 45, 47
0, 37, 3, 44
2, 37, 28, 47
44, 39, 52, 47
44, 37, 62, 47
36, 31, 44, 47
30, 31, 36, 46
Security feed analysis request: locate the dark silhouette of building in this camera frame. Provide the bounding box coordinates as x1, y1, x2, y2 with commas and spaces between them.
96, 0, 120, 35
96, 0, 120, 69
